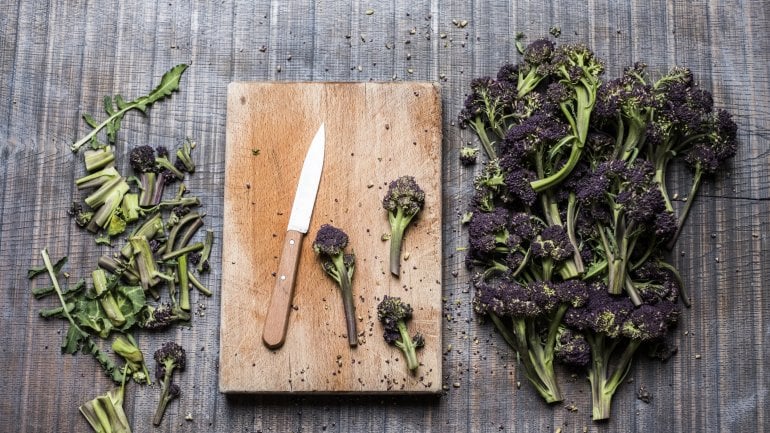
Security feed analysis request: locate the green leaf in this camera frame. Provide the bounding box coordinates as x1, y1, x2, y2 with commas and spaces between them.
40, 302, 75, 318
114, 284, 147, 331
114, 94, 128, 110
104, 95, 115, 115
138, 63, 189, 106
62, 324, 85, 354
82, 113, 99, 128
28, 255, 67, 279
71, 64, 189, 152
107, 213, 127, 237
73, 297, 113, 339
31, 285, 55, 299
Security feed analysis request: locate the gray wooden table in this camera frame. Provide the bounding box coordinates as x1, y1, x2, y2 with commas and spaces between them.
2, 1, 768, 432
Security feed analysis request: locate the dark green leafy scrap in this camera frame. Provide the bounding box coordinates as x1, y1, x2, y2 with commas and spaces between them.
71, 64, 189, 152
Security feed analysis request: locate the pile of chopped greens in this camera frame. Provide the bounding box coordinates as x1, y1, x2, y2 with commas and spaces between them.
29, 64, 209, 430
459, 38, 737, 420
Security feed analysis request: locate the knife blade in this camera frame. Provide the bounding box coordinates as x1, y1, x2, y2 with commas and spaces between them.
262, 123, 325, 349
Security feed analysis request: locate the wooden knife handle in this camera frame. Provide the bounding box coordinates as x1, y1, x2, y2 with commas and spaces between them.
262, 230, 304, 349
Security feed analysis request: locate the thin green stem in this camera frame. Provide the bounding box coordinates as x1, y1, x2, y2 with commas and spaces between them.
666, 168, 704, 250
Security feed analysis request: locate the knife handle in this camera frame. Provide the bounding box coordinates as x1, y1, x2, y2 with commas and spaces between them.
262, 230, 304, 349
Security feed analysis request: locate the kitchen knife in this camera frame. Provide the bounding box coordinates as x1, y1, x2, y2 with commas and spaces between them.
262, 123, 325, 349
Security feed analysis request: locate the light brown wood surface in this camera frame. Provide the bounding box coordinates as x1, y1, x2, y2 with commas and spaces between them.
220, 82, 443, 393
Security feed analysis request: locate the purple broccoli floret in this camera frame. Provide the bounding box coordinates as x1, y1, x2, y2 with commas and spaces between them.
313, 224, 357, 347
554, 327, 591, 367
621, 301, 680, 341
531, 225, 574, 262
377, 295, 423, 372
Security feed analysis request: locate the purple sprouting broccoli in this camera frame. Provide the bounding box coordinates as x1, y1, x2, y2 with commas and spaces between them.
554, 327, 591, 368
376, 295, 424, 372
517, 38, 556, 98
474, 278, 590, 404
382, 176, 425, 277
531, 225, 577, 280
465, 208, 527, 278
129, 145, 185, 206
458, 76, 518, 159
642, 66, 738, 248
564, 282, 679, 420
141, 303, 190, 331
152, 342, 186, 426
473, 276, 569, 403
531, 225, 574, 262
621, 302, 680, 342
313, 224, 357, 347
459, 145, 479, 166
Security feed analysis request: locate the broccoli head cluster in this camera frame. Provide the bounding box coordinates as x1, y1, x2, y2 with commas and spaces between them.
460, 37, 736, 420
377, 296, 424, 372
313, 224, 358, 347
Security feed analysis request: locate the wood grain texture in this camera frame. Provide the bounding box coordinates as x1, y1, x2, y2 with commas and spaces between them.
220, 82, 443, 393
1, 0, 769, 431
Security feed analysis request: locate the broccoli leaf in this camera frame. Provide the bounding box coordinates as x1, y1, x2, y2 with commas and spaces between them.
62, 324, 85, 354
71, 64, 189, 152
28, 255, 67, 279
74, 297, 113, 339
114, 284, 147, 331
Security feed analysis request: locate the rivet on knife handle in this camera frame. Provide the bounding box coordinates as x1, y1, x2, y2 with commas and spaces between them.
262, 230, 304, 349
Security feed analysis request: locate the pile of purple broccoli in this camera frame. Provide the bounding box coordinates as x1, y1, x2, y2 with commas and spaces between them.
459, 38, 737, 420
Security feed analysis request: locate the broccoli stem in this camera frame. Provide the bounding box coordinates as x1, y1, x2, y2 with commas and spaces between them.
165, 212, 202, 255
187, 270, 212, 296
131, 236, 173, 291
587, 334, 641, 420
83, 147, 116, 172
394, 320, 419, 371
529, 136, 582, 192
178, 254, 190, 311
666, 167, 704, 250
565, 192, 585, 273
121, 213, 164, 259
333, 254, 358, 346
152, 363, 175, 426
138, 172, 157, 207
76, 166, 120, 190
388, 208, 412, 277
197, 230, 214, 273
161, 242, 204, 262
470, 117, 497, 160
517, 67, 546, 98
490, 313, 563, 403
518, 318, 563, 403
92, 269, 126, 327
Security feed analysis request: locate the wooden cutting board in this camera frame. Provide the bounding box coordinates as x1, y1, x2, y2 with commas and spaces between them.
219, 82, 443, 394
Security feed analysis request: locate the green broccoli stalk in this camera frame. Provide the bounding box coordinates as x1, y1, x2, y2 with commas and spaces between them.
175, 138, 196, 173
83, 146, 116, 172
382, 176, 425, 277
83, 175, 130, 233
91, 269, 126, 327
376, 295, 424, 372
152, 342, 186, 426
564, 282, 679, 420
312, 224, 358, 347
76, 166, 120, 190
78, 366, 132, 433
112, 334, 151, 384
129, 236, 173, 292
